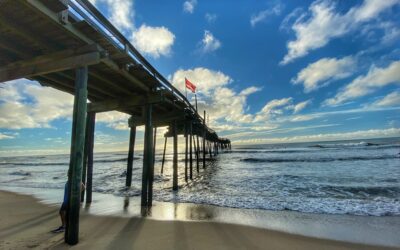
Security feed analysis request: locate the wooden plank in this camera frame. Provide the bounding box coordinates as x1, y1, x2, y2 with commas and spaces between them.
38, 0, 69, 13
26, 0, 94, 45
0, 45, 106, 82
87, 93, 165, 113
129, 111, 185, 127
102, 59, 149, 92
0, 13, 62, 52
65, 66, 88, 245
89, 70, 132, 94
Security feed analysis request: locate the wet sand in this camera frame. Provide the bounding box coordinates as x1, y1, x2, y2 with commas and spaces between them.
1, 190, 398, 250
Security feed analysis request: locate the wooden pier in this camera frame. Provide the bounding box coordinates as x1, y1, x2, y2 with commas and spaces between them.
0, 0, 231, 245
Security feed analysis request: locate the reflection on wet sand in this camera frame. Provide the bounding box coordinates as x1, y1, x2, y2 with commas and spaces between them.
3, 186, 400, 247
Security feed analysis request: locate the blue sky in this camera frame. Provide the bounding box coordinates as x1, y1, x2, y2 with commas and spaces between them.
1, 0, 400, 155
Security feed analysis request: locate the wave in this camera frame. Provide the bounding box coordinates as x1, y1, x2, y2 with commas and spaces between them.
320, 185, 400, 198
309, 141, 400, 149
9, 171, 32, 176
0, 157, 141, 167
230, 150, 314, 154
0, 162, 69, 166
240, 155, 399, 163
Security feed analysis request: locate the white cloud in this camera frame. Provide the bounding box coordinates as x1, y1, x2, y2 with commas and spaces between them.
250, 4, 283, 27
234, 127, 400, 144
288, 105, 400, 123
255, 97, 293, 122
0, 80, 73, 129
240, 86, 263, 96
292, 100, 311, 114
199, 30, 221, 53
205, 13, 217, 23
171, 67, 230, 95
91, 0, 176, 59
96, 111, 131, 130
292, 56, 356, 92
325, 61, 400, 106
0, 80, 132, 130
171, 67, 261, 124
92, 0, 134, 33
0, 133, 14, 140
183, 0, 197, 14
281, 0, 400, 64
372, 91, 400, 107
132, 24, 175, 58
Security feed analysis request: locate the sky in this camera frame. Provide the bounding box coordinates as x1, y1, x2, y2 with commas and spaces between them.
0, 0, 400, 156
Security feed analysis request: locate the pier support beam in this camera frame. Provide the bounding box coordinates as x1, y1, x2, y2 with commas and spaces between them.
126, 125, 136, 187
160, 136, 167, 174
81, 112, 92, 202
172, 121, 178, 190
203, 111, 206, 168
65, 66, 88, 245
185, 123, 188, 182
141, 104, 153, 207
196, 135, 200, 173
189, 122, 193, 180
85, 112, 95, 204
148, 127, 157, 206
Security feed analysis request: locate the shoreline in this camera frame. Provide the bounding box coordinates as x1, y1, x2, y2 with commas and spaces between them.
1, 187, 400, 249
1, 190, 399, 250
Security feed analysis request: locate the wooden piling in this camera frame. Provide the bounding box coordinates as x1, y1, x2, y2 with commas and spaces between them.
65, 66, 88, 245
172, 121, 178, 190
85, 112, 95, 204
208, 141, 212, 159
141, 104, 153, 207
160, 136, 167, 174
185, 123, 188, 182
148, 127, 156, 206
126, 126, 136, 187
81, 113, 90, 202
202, 111, 206, 168
196, 135, 200, 173
189, 122, 193, 180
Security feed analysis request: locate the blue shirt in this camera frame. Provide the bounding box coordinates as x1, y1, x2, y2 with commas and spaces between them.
63, 181, 69, 204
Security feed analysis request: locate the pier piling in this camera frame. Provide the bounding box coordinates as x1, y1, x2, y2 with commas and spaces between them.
85, 112, 95, 204
126, 125, 136, 187
141, 104, 153, 207
172, 121, 178, 190
65, 66, 88, 245
160, 136, 167, 174
189, 122, 193, 180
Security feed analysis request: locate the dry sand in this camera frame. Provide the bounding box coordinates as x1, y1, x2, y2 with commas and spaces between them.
0, 190, 398, 250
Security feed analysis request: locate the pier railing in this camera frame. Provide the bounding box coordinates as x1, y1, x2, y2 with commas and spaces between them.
69, 0, 198, 115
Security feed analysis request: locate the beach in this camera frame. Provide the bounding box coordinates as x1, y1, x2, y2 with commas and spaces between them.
2, 190, 399, 250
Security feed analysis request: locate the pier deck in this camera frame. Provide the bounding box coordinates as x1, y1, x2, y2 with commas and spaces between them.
0, 0, 230, 245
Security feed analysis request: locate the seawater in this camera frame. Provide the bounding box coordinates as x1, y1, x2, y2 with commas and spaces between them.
1, 137, 399, 216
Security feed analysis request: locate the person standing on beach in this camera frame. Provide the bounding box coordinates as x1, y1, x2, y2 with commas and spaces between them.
52, 177, 85, 233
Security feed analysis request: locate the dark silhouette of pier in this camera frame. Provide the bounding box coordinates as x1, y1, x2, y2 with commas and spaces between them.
0, 0, 231, 245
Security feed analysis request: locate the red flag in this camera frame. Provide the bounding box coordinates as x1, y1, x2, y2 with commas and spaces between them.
185, 78, 196, 93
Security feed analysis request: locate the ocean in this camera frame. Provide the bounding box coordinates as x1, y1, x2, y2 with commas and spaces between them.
1, 137, 399, 217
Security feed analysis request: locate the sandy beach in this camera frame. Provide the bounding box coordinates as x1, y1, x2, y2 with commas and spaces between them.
0, 190, 398, 250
